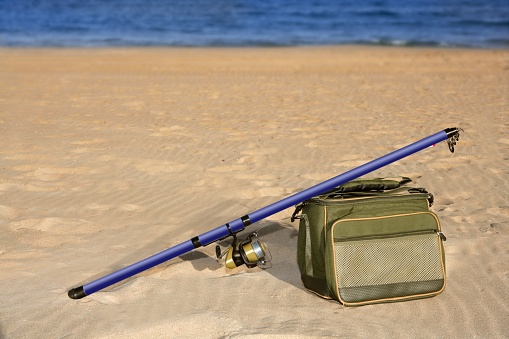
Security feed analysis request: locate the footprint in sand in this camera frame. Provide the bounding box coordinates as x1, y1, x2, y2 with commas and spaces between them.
486, 206, 509, 218
479, 222, 508, 235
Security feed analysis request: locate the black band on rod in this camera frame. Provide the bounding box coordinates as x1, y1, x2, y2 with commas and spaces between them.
191, 236, 202, 248
241, 215, 251, 227
225, 223, 234, 236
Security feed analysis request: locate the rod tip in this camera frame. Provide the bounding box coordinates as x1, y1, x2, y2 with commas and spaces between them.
68, 286, 87, 299
444, 127, 462, 138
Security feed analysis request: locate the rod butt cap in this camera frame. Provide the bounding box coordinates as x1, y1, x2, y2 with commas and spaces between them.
68, 286, 87, 299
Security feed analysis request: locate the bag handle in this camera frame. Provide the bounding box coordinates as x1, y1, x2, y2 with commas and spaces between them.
316, 177, 411, 198
334, 177, 412, 193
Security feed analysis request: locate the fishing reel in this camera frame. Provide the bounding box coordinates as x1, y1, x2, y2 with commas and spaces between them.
216, 232, 272, 269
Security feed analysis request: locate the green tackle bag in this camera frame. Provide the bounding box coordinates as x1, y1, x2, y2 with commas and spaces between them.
291, 177, 446, 306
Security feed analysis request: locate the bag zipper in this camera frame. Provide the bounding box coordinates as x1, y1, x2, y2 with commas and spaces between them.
334, 229, 446, 242
311, 193, 430, 206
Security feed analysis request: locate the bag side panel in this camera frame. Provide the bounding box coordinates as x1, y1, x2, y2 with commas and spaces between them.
297, 203, 331, 298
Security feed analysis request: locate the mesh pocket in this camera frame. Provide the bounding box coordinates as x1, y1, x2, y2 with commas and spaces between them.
334, 234, 444, 304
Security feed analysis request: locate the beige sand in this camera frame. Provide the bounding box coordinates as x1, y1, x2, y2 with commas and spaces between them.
1, 46, 508, 338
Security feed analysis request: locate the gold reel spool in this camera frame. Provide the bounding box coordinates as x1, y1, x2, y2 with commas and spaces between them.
219, 232, 272, 269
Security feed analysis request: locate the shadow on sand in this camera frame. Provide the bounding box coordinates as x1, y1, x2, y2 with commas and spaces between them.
66, 212, 303, 296
182, 219, 303, 289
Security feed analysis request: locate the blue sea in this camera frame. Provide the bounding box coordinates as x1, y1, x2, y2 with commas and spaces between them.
1, 0, 508, 48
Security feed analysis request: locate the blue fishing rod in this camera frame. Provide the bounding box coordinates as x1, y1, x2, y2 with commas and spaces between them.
68, 127, 462, 299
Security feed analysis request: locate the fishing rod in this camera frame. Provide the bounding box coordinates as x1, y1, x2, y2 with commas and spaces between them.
68, 127, 462, 299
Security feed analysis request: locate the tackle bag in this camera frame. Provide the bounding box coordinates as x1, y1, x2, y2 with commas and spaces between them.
291, 177, 446, 306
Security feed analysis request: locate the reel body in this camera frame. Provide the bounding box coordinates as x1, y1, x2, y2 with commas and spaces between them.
217, 232, 272, 269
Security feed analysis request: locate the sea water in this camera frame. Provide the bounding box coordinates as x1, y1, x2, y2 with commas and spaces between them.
1, 0, 508, 48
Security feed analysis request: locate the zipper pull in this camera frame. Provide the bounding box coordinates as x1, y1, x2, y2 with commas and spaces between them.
437, 231, 447, 241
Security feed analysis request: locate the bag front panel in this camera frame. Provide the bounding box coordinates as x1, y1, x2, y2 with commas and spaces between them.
326, 212, 446, 306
